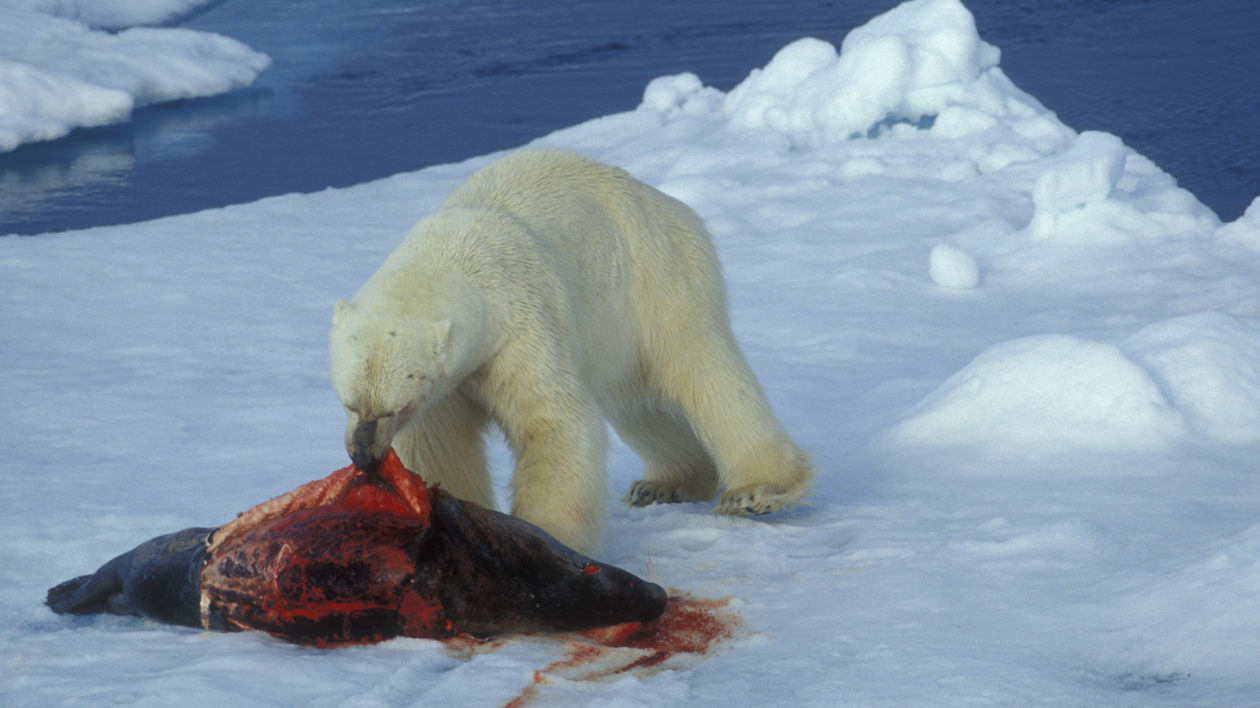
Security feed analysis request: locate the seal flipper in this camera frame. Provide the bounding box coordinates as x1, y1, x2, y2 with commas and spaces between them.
46, 551, 133, 615
46, 527, 214, 628
45, 576, 91, 613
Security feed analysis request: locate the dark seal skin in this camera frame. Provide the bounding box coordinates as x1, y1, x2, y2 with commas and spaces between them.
46, 450, 667, 647
47, 527, 212, 629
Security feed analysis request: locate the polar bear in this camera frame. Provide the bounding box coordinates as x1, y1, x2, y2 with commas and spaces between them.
330, 150, 813, 554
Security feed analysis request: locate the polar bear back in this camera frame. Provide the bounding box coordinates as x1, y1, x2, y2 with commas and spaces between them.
440, 150, 727, 312
432, 150, 734, 375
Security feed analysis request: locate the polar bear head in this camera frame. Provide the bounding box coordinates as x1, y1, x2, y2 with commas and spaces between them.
329, 299, 455, 470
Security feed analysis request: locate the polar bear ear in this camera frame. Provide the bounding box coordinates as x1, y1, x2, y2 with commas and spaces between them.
332, 300, 354, 328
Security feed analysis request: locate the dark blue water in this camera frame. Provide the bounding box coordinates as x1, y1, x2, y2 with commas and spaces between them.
2, 0, 1257, 235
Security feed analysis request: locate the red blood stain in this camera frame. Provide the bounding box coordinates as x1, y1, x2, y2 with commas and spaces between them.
500, 593, 737, 707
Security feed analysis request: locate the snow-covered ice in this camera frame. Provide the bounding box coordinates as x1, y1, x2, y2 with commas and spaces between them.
0, 0, 268, 151
3, 0, 1260, 704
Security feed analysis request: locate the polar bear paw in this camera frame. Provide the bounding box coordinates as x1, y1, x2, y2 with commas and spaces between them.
624, 480, 708, 507
716, 484, 809, 516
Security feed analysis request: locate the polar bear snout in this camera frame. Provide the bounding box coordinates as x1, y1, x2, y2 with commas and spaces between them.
346, 415, 397, 472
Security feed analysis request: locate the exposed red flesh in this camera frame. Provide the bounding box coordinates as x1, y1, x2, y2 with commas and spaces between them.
210, 450, 429, 553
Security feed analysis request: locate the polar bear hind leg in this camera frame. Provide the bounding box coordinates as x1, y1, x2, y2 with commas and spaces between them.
712, 437, 813, 516
637, 329, 814, 517
614, 397, 720, 506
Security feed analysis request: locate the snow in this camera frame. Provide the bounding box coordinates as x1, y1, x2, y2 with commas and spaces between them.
0, 0, 268, 151
3, 0, 1260, 704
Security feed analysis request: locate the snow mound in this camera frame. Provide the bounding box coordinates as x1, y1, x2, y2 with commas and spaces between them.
0, 4, 269, 151
716, 0, 1069, 156
881, 334, 1188, 454
1127, 312, 1260, 446
883, 312, 1260, 456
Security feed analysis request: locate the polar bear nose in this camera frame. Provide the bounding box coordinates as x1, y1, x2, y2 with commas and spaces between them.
349, 419, 386, 473
350, 450, 381, 475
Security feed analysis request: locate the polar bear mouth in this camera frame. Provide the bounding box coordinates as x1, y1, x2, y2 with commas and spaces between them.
350, 418, 390, 472
348, 402, 415, 473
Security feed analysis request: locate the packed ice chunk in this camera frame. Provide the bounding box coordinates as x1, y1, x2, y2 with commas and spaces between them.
641, 72, 723, 119
1027, 131, 1129, 238
928, 243, 981, 289
1033, 131, 1127, 213
0, 58, 134, 149
0, 4, 269, 151
722, 36, 896, 143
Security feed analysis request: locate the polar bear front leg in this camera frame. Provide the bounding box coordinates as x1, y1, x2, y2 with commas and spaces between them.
392, 393, 496, 510
496, 389, 609, 556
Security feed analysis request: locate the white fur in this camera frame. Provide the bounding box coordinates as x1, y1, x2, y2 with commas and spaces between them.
330, 150, 815, 554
